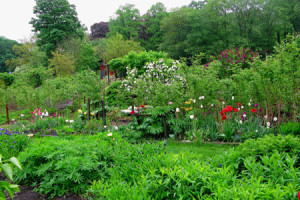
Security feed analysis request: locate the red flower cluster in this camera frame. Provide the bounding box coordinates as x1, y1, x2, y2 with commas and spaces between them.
130, 110, 135, 114
220, 105, 239, 121
251, 108, 257, 113
237, 103, 241, 107
140, 105, 145, 108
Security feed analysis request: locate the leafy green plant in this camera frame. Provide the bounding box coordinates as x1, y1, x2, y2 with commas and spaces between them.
0, 154, 22, 200
279, 122, 300, 136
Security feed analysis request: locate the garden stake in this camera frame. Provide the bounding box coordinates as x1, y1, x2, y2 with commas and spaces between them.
87, 99, 91, 121
6, 104, 9, 124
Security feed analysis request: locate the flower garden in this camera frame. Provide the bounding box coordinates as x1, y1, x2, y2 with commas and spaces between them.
0, 35, 300, 199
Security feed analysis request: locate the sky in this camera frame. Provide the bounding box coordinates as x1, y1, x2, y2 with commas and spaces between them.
0, 0, 192, 42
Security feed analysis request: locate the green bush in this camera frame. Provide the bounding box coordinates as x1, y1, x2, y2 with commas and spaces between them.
279, 122, 300, 136
15, 133, 165, 198
0, 128, 31, 158
0, 72, 14, 87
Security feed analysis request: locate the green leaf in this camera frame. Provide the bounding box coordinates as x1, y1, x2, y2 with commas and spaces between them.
2, 164, 13, 181
9, 157, 22, 170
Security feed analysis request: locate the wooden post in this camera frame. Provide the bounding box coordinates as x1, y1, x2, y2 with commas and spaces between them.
102, 100, 106, 126
6, 104, 9, 124
87, 99, 91, 121
84, 96, 86, 104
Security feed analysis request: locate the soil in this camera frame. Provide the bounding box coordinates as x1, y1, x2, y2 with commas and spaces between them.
0, 173, 85, 200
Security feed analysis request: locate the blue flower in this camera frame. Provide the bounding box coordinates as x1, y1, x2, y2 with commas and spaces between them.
219, 164, 223, 167
14, 141, 17, 143
10, 146, 14, 148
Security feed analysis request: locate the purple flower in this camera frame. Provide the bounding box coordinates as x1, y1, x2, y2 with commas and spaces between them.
164, 143, 167, 146
219, 164, 223, 167
14, 141, 16, 143
259, 108, 263, 112
10, 146, 14, 148
244, 112, 247, 114
254, 104, 258, 107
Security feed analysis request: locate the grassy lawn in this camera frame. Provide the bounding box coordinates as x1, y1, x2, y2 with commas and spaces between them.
166, 140, 235, 160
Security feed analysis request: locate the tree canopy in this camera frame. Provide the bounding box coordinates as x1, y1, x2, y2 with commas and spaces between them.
30, 0, 84, 58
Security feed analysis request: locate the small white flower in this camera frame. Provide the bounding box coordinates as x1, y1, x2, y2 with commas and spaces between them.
273, 117, 277, 122
176, 108, 180, 112
264, 115, 268, 119
255, 130, 258, 133
44, 112, 49, 117
211, 104, 214, 107
243, 114, 246, 118
238, 108, 240, 111
69, 120, 74, 123
65, 120, 69, 123
190, 115, 194, 119
20, 114, 24, 117
222, 101, 225, 105
232, 96, 234, 100
267, 122, 270, 127
200, 105, 203, 108
104, 126, 107, 129
114, 126, 118, 130
107, 133, 112, 137
241, 106, 244, 109
193, 99, 196, 103
248, 102, 251, 106
239, 120, 243, 124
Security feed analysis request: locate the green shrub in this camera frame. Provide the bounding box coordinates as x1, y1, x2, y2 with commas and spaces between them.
15, 133, 165, 198
0, 128, 31, 158
279, 122, 300, 136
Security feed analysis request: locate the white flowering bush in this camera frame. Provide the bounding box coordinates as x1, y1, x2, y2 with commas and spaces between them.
121, 59, 185, 106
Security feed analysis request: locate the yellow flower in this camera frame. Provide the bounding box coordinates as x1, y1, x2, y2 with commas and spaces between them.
185, 102, 191, 105
78, 109, 82, 114
84, 112, 87, 115
98, 139, 101, 142
91, 113, 95, 116
185, 108, 189, 111
189, 107, 193, 110
27, 134, 34, 137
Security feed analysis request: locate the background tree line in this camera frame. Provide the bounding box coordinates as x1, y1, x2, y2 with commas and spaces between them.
92, 0, 300, 59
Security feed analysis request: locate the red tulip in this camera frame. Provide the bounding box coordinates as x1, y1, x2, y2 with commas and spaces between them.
251, 108, 257, 113
234, 108, 238, 112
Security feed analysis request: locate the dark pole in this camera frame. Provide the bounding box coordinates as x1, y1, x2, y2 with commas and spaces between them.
87, 99, 91, 121
6, 104, 9, 124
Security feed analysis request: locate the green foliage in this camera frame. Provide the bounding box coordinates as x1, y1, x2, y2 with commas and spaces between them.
279, 122, 300, 136
0, 154, 22, 200
108, 4, 141, 40
0, 73, 14, 87
48, 50, 75, 77
99, 33, 143, 64
0, 128, 31, 159
0, 36, 18, 73
30, 0, 84, 58
105, 81, 128, 107
15, 134, 165, 198
108, 50, 170, 75
75, 43, 99, 72
89, 134, 300, 199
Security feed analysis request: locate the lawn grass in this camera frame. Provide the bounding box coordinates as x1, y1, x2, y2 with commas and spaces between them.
166, 140, 235, 160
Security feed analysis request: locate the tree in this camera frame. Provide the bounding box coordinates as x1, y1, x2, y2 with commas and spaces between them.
108, 4, 141, 40
48, 50, 75, 77
140, 3, 169, 51
90, 22, 109, 40
100, 33, 143, 63
0, 36, 18, 72
30, 0, 84, 58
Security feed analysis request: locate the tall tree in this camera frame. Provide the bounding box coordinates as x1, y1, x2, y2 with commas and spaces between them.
30, 0, 84, 58
90, 22, 109, 40
0, 36, 18, 72
141, 3, 168, 51
108, 4, 141, 40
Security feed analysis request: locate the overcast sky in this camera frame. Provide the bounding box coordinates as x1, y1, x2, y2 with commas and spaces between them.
0, 0, 192, 42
